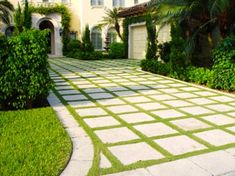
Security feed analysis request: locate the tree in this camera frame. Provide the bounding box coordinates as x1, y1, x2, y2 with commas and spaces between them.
23, 0, 31, 29
99, 8, 123, 41
0, 0, 14, 25
148, 0, 235, 49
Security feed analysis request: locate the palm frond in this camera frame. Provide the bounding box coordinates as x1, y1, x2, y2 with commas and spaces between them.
209, 0, 230, 18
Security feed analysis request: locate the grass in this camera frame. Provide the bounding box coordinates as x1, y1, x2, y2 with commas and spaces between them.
0, 107, 72, 176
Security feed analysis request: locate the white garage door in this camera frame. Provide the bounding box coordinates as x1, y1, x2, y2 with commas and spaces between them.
130, 25, 147, 59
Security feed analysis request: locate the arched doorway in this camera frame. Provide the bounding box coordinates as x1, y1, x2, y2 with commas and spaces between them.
39, 20, 55, 54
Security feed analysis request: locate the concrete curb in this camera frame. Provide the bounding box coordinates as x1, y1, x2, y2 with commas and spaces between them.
48, 92, 94, 176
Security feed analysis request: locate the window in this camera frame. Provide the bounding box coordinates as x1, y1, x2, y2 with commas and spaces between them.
134, 0, 138, 4
107, 28, 117, 44
91, 27, 102, 50
91, 0, 103, 6
113, 0, 124, 7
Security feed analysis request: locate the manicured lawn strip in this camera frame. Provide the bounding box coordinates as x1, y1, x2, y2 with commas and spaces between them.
49, 58, 235, 175
0, 107, 72, 176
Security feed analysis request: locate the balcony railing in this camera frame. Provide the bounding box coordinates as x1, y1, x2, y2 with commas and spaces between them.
29, 0, 71, 7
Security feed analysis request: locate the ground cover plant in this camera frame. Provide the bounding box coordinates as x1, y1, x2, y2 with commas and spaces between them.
0, 107, 71, 176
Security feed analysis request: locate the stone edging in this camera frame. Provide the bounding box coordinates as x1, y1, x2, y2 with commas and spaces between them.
47, 92, 94, 176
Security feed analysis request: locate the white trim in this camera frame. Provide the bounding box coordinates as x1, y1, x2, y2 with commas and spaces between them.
128, 22, 146, 58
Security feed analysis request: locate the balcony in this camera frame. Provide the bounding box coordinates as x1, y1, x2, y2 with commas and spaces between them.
29, 0, 71, 7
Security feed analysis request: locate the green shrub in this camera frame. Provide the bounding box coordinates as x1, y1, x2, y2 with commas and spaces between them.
0, 29, 53, 109
65, 39, 82, 57
109, 42, 125, 59
158, 42, 171, 63
187, 66, 212, 85
208, 36, 235, 91
141, 59, 170, 76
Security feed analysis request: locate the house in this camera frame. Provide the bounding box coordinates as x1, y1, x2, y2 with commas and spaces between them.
119, 2, 171, 59
1, 0, 149, 56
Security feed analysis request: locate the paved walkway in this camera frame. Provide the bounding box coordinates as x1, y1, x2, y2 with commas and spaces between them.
49, 58, 235, 176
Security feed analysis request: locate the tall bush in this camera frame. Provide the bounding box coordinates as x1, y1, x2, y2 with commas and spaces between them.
209, 36, 235, 91
109, 42, 125, 59
145, 14, 157, 59
82, 25, 94, 52
0, 29, 53, 109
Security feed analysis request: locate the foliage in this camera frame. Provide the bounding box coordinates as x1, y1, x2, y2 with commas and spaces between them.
0, 34, 8, 72
186, 66, 212, 85
0, 0, 14, 24
109, 42, 125, 59
82, 25, 94, 52
158, 42, 171, 62
23, 0, 31, 29
29, 4, 71, 54
123, 15, 146, 58
145, 14, 157, 59
14, 3, 24, 34
148, 0, 235, 54
0, 29, 53, 109
141, 59, 170, 76
65, 39, 82, 57
208, 36, 235, 90
99, 8, 123, 41
0, 107, 71, 175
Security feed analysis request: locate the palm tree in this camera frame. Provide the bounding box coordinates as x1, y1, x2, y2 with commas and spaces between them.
99, 8, 123, 41
148, 0, 235, 47
0, 0, 14, 25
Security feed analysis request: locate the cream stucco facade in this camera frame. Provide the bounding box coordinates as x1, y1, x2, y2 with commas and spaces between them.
2, 0, 150, 56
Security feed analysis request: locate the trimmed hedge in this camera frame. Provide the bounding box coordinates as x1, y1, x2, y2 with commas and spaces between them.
109, 42, 125, 59
0, 29, 53, 110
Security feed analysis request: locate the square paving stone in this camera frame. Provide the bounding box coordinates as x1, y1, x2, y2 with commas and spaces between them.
124, 96, 152, 104
189, 151, 235, 176
201, 114, 235, 126
164, 100, 193, 107
95, 127, 139, 143
193, 91, 217, 96
228, 112, 235, 117
194, 129, 235, 146
109, 142, 164, 165
187, 98, 216, 105
105, 168, 153, 176
68, 101, 96, 108
149, 85, 169, 89
106, 87, 128, 91
118, 113, 155, 123
107, 105, 139, 114
168, 83, 186, 88
138, 90, 161, 95
154, 135, 206, 155
113, 91, 139, 97
58, 89, 81, 95
180, 87, 201, 92
83, 88, 106, 93
151, 95, 177, 101
173, 92, 198, 99
170, 118, 211, 131
63, 94, 88, 101
147, 158, 210, 176
180, 106, 214, 115
206, 104, 234, 112
100, 153, 112, 168
227, 126, 235, 133
134, 123, 177, 137
152, 109, 186, 119
84, 116, 120, 128
160, 88, 181, 94
76, 107, 107, 117
55, 85, 74, 90
136, 102, 167, 111
88, 93, 114, 100
210, 96, 235, 103
127, 85, 150, 90
97, 98, 126, 106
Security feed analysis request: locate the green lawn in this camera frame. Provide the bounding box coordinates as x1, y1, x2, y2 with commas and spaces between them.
0, 107, 72, 176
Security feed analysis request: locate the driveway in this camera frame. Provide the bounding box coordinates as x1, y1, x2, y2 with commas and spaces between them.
49, 58, 235, 176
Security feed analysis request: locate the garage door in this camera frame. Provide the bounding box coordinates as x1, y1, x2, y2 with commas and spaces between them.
130, 25, 147, 59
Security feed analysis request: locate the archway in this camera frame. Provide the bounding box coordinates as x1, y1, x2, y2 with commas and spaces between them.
39, 20, 55, 54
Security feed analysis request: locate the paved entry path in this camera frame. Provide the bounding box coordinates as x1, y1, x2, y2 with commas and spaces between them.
49, 58, 235, 176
